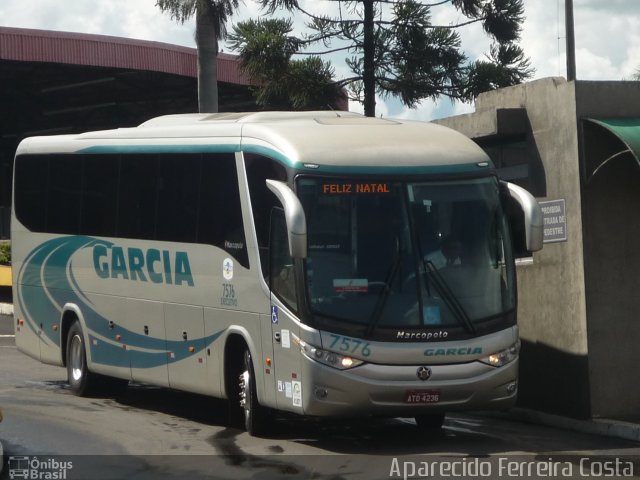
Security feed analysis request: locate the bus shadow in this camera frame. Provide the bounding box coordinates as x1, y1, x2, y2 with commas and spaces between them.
247, 414, 509, 455
107, 383, 639, 457
111, 384, 488, 455
108, 383, 230, 427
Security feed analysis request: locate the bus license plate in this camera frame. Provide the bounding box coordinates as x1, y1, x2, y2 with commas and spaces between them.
405, 390, 440, 404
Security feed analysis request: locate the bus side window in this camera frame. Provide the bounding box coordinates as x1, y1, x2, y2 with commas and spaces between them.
269, 208, 297, 312
14, 155, 48, 232
117, 154, 158, 240
48, 155, 82, 234
81, 155, 118, 237
245, 154, 287, 280
199, 154, 249, 268
156, 154, 200, 243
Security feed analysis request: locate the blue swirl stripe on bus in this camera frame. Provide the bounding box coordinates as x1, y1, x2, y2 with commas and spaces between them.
17, 236, 99, 346
17, 236, 223, 368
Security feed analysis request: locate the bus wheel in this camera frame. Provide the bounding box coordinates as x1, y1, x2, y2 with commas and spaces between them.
239, 348, 268, 436
66, 321, 98, 396
415, 413, 445, 430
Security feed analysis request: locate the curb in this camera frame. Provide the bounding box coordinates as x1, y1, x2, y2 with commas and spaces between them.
482, 408, 640, 443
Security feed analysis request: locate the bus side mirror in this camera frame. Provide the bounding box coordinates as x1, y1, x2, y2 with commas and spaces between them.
502, 181, 544, 253
266, 180, 308, 259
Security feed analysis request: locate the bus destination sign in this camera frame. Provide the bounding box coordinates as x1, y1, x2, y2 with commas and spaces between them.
322, 182, 390, 194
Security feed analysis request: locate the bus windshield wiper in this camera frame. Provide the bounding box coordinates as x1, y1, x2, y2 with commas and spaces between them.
423, 260, 476, 335
365, 250, 402, 338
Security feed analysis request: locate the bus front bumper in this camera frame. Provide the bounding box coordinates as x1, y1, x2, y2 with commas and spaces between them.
298, 356, 518, 418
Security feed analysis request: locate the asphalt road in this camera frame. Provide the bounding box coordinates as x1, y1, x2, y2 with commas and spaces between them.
1, 314, 639, 480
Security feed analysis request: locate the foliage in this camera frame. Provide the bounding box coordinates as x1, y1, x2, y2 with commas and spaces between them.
228, 18, 344, 110
0, 242, 10, 265
464, 43, 534, 98
231, 0, 534, 116
157, 0, 239, 38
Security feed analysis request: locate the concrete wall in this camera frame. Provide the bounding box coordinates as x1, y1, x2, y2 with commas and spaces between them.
581, 152, 640, 421
576, 82, 640, 421
436, 78, 592, 418
437, 78, 640, 420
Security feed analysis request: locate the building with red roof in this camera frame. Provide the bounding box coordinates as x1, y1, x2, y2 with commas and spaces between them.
0, 27, 247, 240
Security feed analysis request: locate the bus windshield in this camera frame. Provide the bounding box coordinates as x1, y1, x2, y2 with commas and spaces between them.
297, 176, 515, 336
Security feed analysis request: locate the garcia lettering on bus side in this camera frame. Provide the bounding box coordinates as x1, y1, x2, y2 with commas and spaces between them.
424, 347, 483, 356
93, 244, 194, 286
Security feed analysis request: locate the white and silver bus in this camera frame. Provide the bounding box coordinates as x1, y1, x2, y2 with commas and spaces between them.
11, 111, 542, 435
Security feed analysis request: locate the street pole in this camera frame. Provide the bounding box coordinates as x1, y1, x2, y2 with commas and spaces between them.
565, 0, 576, 81
363, 0, 375, 117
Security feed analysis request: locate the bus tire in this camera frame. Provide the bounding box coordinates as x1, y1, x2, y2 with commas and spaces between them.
66, 321, 99, 396
239, 348, 268, 436
415, 413, 445, 430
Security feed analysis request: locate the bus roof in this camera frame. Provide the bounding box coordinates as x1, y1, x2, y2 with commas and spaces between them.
16, 111, 492, 173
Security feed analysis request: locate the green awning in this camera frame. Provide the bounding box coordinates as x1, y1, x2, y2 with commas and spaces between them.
583, 117, 640, 181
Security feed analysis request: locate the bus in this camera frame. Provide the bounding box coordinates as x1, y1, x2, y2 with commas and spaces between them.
8, 456, 30, 480
11, 111, 543, 435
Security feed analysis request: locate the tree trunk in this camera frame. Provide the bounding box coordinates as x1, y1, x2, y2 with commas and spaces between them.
196, 4, 219, 113
362, 0, 376, 117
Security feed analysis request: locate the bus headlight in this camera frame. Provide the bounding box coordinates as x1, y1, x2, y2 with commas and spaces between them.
479, 340, 520, 367
297, 339, 364, 370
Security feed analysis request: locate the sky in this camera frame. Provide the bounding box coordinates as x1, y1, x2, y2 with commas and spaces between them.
1, 0, 638, 121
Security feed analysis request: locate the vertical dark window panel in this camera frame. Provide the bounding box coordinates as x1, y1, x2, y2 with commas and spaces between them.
156, 154, 200, 243
14, 155, 49, 232
269, 207, 297, 312
245, 154, 287, 279
199, 154, 249, 268
117, 155, 158, 240
80, 155, 119, 237
47, 155, 81, 234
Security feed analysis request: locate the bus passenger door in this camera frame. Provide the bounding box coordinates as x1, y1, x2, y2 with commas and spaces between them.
269, 209, 303, 412
164, 303, 208, 394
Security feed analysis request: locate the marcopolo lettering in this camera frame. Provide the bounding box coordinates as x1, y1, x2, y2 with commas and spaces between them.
424, 347, 483, 356
93, 245, 194, 286
397, 330, 448, 341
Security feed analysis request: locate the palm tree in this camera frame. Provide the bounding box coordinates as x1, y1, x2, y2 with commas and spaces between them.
157, 0, 241, 113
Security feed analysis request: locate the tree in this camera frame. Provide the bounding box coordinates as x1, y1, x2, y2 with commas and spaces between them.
232, 0, 533, 116
157, 0, 240, 113
228, 18, 345, 110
